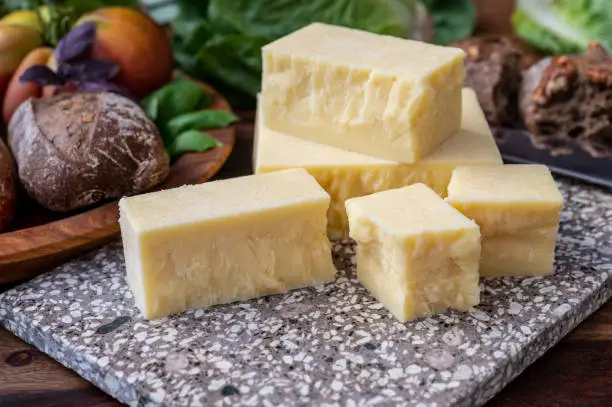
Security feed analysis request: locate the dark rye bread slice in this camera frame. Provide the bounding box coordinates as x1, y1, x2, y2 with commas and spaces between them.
0, 137, 16, 231
452, 35, 539, 126
8, 92, 170, 212
520, 43, 612, 158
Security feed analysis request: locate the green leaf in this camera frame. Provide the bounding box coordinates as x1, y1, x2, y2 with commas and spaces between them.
420, 0, 476, 45
167, 110, 238, 138
512, 0, 612, 54
167, 130, 223, 157
206, 0, 422, 39
512, 8, 581, 54
142, 77, 213, 131
172, 0, 432, 99
64, 0, 139, 16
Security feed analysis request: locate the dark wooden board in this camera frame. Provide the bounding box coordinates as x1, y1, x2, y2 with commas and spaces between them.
0, 80, 235, 284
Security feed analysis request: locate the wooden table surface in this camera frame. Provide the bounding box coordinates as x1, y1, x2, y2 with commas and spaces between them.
1, 1, 611, 406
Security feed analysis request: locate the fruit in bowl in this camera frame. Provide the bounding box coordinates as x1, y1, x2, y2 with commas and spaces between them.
76, 7, 173, 98
2, 47, 54, 123
0, 22, 42, 100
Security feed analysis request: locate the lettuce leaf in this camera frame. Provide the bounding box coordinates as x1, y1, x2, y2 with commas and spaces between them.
512, 0, 612, 54
206, 0, 421, 38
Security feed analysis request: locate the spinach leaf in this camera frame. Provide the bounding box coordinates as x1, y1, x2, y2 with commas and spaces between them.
142, 77, 232, 157
173, 15, 268, 100
167, 130, 223, 158
142, 77, 213, 134
167, 110, 238, 138
420, 0, 476, 45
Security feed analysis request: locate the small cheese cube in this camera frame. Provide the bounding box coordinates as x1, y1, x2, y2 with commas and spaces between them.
345, 184, 481, 322
261, 23, 465, 163
255, 88, 502, 238
446, 165, 563, 277
119, 169, 337, 319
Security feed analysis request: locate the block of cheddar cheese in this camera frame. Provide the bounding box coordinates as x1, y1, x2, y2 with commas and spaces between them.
255, 88, 502, 238
119, 169, 337, 319
446, 165, 563, 277
345, 184, 481, 322
261, 23, 465, 163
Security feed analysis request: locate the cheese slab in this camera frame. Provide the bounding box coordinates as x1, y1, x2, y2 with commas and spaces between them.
261, 23, 465, 163
346, 184, 481, 322
119, 169, 337, 319
446, 165, 564, 277
255, 88, 502, 238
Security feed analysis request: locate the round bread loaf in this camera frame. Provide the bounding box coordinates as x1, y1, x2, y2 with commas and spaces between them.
0, 137, 16, 231
8, 92, 170, 212
520, 43, 612, 158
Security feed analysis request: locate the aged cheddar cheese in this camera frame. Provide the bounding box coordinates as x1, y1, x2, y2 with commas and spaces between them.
446, 165, 563, 277
255, 89, 502, 238
345, 184, 481, 322
119, 169, 337, 319
261, 23, 465, 163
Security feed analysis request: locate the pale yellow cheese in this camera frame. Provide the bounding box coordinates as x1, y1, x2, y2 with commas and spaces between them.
255, 88, 502, 238
261, 23, 465, 163
119, 169, 337, 319
446, 165, 563, 277
345, 184, 481, 322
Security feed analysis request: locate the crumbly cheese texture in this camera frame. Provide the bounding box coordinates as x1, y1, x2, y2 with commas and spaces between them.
255, 89, 502, 238
447, 165, 563, 277
119, 169, 337, 319
345, 184, 481, 322
261, 23, 465, 163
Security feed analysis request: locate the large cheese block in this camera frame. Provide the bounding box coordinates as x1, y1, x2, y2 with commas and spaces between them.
261, 23, 465, 163
345, 184, 481, 322
119, 169, 337, 319
446, 165, 564, 277
255, 88, 502, 238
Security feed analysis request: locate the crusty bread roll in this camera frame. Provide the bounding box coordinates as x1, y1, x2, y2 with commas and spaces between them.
8, 92, 170, 212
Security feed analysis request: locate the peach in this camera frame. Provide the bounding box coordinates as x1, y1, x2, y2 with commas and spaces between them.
3, 47, 53, 124
76, 7, 173, 98
0, 24, 42, 101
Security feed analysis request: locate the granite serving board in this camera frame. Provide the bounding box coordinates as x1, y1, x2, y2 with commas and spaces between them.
1, 178, 611, 407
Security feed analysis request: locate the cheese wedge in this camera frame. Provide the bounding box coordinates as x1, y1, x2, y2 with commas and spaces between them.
255, 88, 502, 238
446, 165, 563, 277
261, 23, 465, 163
346, 184, 481, 322
119, 169, 337, 319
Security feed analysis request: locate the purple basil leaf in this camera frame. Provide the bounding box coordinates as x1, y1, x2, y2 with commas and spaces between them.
79, 81, 138, 102
19, 65, 66, 86
60, 60, 119, 82
55, 21, 97, 63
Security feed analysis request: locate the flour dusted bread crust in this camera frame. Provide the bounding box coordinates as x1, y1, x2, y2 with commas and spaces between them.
0, 137, 16, 231
8, 92, 170, 212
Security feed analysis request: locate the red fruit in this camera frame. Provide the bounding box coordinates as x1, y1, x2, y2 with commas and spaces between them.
76, 7, 173, 98
3, 47, 53, 124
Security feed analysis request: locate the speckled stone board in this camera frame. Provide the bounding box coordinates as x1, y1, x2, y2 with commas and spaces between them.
1, 178, 611, 407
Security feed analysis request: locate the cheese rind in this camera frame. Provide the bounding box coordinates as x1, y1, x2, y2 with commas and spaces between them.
261, 23, 465, 163
446, 165, 563, 277
255, 89, 502, 238
346, 184, 481, 322
119, 169, 337, 319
